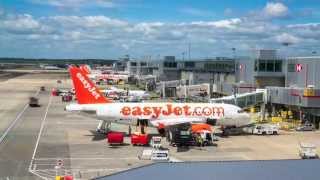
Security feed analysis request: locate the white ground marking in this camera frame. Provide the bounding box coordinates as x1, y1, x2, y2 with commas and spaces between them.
29, 94, 53, 172
34, 157, 138, 160
0, 89, 40, 144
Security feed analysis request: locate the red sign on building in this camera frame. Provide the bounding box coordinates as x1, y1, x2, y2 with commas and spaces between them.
296, 64, 302, 72
239, 64, 244, 72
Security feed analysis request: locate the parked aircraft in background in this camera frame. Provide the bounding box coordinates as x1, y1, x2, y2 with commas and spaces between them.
80, 64, 129, 83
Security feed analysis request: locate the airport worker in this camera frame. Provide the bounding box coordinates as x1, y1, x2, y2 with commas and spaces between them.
196, 133, 202, 147
128, 125, 132, 136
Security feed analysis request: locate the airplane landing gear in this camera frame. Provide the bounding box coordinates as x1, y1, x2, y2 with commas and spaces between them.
96, 120, 111, 134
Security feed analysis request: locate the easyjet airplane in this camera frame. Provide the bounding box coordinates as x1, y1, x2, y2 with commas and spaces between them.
65, 66, 252, 134
80, 64, 128, 82
80, 65, 149, 99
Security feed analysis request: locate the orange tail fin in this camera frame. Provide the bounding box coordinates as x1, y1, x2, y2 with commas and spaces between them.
69, 66, 111, 104
79, 64, 91, 75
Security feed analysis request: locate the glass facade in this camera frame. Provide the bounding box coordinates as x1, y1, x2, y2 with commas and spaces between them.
204, 62, 234, 72
275, 61, 282, 72
164, 61, 177, 68
184, 61, 195, 68
287, 64, 295, 72
255, 59, 282, 72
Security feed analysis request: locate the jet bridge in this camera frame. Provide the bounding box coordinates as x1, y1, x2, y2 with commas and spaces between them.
210, 89, 266, 108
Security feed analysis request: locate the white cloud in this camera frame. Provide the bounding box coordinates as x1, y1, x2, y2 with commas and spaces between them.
191, 18, 241, 29
0, 11, 319, 58
2, 14, 39, 29
49, 15, 127, 28
275, 33, 300, 44
211, 18, 241, 28
263, 2, 289, 18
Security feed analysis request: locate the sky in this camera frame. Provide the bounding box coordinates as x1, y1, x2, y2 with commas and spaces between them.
0, 0, 319, 59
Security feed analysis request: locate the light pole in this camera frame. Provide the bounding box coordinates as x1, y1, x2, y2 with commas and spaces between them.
281, 42, 293, 87
232, 47, 237, 81
182, 52, 186, 61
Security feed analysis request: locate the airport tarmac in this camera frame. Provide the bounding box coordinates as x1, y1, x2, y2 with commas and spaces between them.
0, 72, 68, 179
1, 72, 320, 179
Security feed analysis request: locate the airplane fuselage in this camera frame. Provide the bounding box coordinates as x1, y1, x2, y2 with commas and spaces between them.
66, 102, 251, 127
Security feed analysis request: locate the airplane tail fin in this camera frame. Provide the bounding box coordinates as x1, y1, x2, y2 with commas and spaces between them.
79, 64, 91, 75
69, 66, 111, 104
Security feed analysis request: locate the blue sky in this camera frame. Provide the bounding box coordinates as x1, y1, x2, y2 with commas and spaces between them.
0, 0, 320, 59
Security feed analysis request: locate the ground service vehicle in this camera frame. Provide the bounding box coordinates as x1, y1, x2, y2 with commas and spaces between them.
166, 123, 193, 146
299, 143, 318, 159
150, 136, 162, 149
191, 124, 214, 146
131, 133, 149, 146
29, 97, 39, 107
252, 124, 279, 135
296, 123, 315, 131
107, 132, 124, 145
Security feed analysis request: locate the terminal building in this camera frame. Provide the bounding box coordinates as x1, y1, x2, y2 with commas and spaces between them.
115, 56, 236, 98
115, 56, 235, 85
217, 52, 320, 128
113, 50, 320, 127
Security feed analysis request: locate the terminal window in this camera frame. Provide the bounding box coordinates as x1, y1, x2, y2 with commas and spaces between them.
164, 62, 177, 68
275, 61, 282, 72
288, 64, 296, 72
258, 60, 266, 71
184, 61, 195, 68
256, 60, 282, 72
266, 61, 274, 71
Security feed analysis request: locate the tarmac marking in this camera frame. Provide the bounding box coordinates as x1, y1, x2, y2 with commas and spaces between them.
169, 157, 183, 162
29, 94, 53, 172
176, 155, 247, 160
57, 121, 98, 125
0, 89, 40, 144
34, 157, 138, 160
33, 168, 128, 172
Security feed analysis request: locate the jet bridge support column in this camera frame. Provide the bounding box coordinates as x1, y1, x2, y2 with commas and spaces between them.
271, 104, 276, 117
260, 103, 266, 121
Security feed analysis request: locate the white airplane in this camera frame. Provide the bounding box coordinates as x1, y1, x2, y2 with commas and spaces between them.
65, 66, 252, 134
101, 87, 150, 100
41, 65, 62, 70
80, 65, 128, 82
